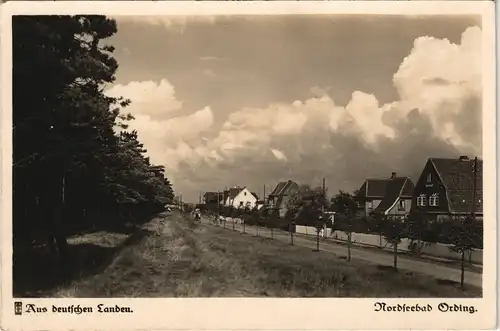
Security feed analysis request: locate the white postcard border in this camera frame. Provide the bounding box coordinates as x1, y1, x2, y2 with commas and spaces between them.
1, 1, 496, 330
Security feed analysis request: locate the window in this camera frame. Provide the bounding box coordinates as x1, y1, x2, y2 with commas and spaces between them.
239, 201, 243, 207
429, 193, 439, 206
398, 200, 405, 211
367, 201, 373, 210
416, 194, 427, 206
244, 192, 247, 196
426, 173, 432, 183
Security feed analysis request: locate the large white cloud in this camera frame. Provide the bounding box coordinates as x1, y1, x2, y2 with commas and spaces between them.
105, 79, 183, 118
105, 79, 215, 180
391, 26, 482, 150
107, 26, 482, 201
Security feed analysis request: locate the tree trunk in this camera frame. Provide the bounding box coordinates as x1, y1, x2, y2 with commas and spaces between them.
461, 250, 465, 289
393, 243, 398, 270
256, 225, 259, 236
347, 232, 352, 261
243, 221, 246, 234
55, 234, 68, 261
57, 172, 69, 274
379, 233, 382, 248
47, 235, 58, 255
232, 219, 235, 231
316, 230, 320, 251
290, 224, 294, 245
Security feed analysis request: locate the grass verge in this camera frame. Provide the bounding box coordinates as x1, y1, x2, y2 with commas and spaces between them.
52, 212, 481, 298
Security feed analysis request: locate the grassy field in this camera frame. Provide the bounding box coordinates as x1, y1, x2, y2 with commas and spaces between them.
47, 211, 481, 298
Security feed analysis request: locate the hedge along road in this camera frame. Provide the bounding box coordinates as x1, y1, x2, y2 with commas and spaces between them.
199, 216, 482, 288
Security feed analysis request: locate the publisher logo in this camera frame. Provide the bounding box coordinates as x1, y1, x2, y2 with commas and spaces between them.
14, 302, 22, 315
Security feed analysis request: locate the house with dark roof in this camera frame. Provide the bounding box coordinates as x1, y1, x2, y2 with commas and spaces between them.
268, 180, 299, 218
203, 192, 223, 205
222, 186, 258, 209
411, 156, 483, 222
357, 172, 414, 219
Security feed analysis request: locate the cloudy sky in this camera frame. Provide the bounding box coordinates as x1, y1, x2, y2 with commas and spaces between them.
105, 15, 482, 203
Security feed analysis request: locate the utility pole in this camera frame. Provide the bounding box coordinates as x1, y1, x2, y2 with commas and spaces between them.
322, 177, 326, 214
322, 177, 326, 240
459, 156, 478, 288
471, 157, 478, 221
217, 190, 220, 225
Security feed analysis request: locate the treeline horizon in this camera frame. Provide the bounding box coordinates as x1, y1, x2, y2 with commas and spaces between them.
13, 15, 174, 266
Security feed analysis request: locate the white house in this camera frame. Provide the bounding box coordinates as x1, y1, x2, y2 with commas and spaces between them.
223, 186, 258, 209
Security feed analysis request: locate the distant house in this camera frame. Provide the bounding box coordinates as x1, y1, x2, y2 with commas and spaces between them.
411, 156, 483, 222
222, 186, 258, 209
357, 172, 414, 219
268, 180, 300, 218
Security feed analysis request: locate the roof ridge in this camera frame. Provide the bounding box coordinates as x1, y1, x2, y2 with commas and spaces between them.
397, 178, 407, 198
429, 158, 452, 213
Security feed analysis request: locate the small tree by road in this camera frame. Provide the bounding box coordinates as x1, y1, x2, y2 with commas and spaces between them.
446, 215, 483, 289
381, 215, 407, 270
369, 211, 385, 249
406, 210, 434, 257
231, 207, 241, 231
241, 205, 253, 234
331, 190, 358, 261
286, 185, 326, 251
284, 208, 296, 245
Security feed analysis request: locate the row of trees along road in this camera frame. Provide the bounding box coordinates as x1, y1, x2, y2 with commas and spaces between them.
203, 185, 482, 290
309, 189, 482, 289
13, 16, 174, 270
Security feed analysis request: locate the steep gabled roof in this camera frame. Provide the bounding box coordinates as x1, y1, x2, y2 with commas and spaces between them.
268, 180, 298, 210
400, 178, 414, 197
275, 180, 298, 209
430, 157, 483, 214
251, 192, 259, 200
374, 177, 414, 214
228, 187, 244, 199
359, 179, 390, 198
269, 181, 287, 197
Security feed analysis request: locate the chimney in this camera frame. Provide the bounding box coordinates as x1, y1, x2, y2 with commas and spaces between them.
459, 155, 469, 161
391, 172, 397, 179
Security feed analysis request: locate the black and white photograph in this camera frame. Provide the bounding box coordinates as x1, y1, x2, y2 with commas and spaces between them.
1, 1, 496, 330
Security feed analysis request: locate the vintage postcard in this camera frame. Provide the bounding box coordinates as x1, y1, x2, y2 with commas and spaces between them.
0, 1, 496, 330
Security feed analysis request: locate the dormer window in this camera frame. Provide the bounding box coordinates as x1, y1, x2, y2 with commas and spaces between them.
417, 194, 427, 206
429, 193, 439, 206
398, 200, 406, 211
426, 173, 432, 183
